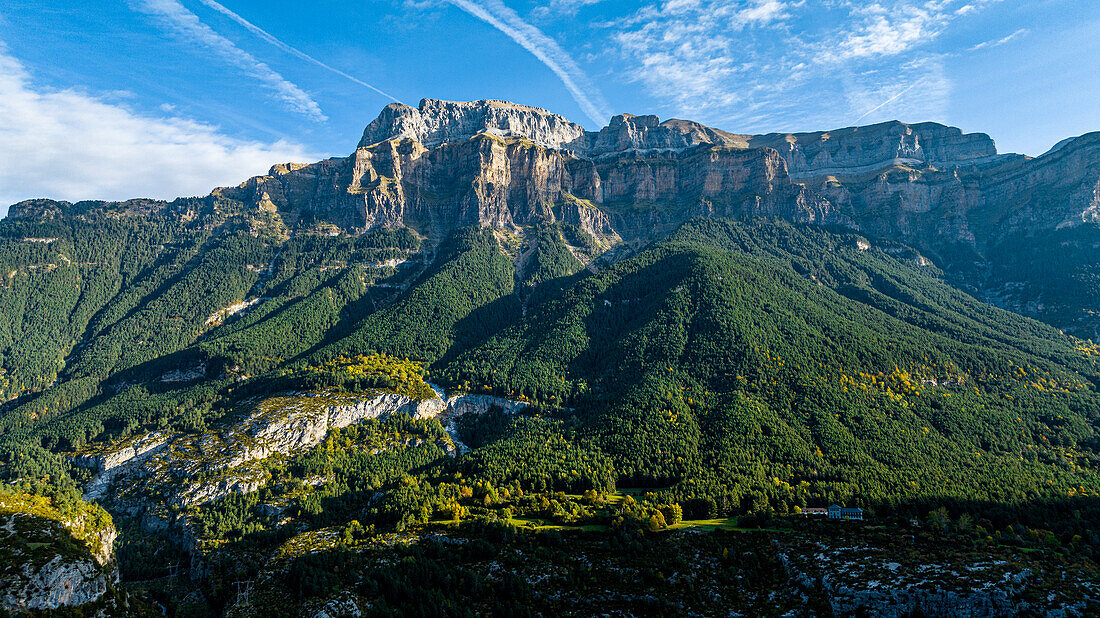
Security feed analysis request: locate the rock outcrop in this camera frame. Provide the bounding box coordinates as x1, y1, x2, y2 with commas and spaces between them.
778, 537, 1099, 617
0, 494, 117, 614
745, 121, 1003, 178
588, 114, 747, 156
75, 386, 527, 511
359, 99, 588, 150
76, 389, 446, 508
2, 550, 111, 612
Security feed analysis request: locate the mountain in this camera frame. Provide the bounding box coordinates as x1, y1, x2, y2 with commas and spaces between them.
19, 97, 1083, 335
1, 99, 1099, 615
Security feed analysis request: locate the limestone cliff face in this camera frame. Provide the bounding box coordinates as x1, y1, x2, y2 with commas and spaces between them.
13, 99, 1094, 248
359, 99, 588, 150
796, 131, 1100, 258
224, 100, 1045, 249
588, 114, 746, 155
747, 121, 1002, 178
2, 551, 111, 612
75, 386, 527, 512
9, 98, 1097, 333
222, 132, 618, 240
220, 99, 856, 243
0, 496, 118, 614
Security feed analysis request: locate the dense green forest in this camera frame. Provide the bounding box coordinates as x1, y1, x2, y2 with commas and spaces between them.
1, 201, 1098, 615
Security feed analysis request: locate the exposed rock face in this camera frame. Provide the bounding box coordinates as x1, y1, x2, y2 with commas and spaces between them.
589, 114, 746, 155
778, 538, 1099, 617
359, 99, 588, 150
746, 121, 1002, 178
76, 386, 526, 510
76, 390, 445, 508
11, 99, 1098, 334
3, 551, 110, 612
0, 498, 118, 614
220, 99, 855, 241
225, 99, 1046, 249
444, 393, 527, 416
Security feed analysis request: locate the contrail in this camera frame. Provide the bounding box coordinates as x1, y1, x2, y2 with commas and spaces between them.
195, 0, 401, 103
854, 81, 920, 124
134, 0, 325, 121
444, 0, 611, 126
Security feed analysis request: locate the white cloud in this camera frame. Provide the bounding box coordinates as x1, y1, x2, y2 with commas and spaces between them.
827, 5, 946, 61
132, 0, 326, 121
608, 0, 997, 131
611, 0, 803, 117
0, 46, 317, 215
434, 0, 612, 126
736, 0, 791, 25
530, 0, 607, 20
195, 0, 401, 103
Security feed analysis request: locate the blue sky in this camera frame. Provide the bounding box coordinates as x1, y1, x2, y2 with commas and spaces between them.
1, 0, 1098, 213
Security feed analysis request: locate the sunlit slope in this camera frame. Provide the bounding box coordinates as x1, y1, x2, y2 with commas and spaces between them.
444, 219, 1100, 504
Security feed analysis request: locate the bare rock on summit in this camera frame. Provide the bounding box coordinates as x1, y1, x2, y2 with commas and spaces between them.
589, 113, 746, 156
359, 98, 589, 151
746, 121, 1002, 178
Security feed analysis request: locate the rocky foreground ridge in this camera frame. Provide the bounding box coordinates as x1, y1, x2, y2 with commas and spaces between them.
71, 383, 526, 544
0, 493, 118, 613
7, 98, 1099, 335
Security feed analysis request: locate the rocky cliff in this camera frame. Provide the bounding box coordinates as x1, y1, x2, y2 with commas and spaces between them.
0, 494, 117, 614
746, 121, 1004, 178
217, 99, 854, 242
221, 99, 1095, 246
359, 99, 589, 150
74, 385, 526, 515
8, 98, 1098, 335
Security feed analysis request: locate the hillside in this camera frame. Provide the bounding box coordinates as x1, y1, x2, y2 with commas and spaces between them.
444, 219, 1100, 506
0, 100, 1098, 615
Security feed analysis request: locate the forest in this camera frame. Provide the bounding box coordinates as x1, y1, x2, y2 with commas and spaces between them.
0, 199, 1098, 615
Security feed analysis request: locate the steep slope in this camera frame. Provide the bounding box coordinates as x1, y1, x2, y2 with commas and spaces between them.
202, 99, 1100, 335
444, 219, 1100, 505
0, 201, 425, 456
12, 99, 1094, 338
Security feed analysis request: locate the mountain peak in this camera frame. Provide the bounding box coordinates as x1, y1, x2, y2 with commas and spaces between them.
358, 98, 587, 150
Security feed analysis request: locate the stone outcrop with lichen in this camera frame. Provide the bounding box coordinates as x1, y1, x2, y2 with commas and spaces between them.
0, 493, 117, 613
74, 385, 526, 518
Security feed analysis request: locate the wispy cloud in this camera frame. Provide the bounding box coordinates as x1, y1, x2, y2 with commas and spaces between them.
530, 0, 607, 20
610, 0, 803, 121
0, 44, 315, 214
607, 0, 998, 131
825, 3, 949, 62
194, 0, 401, 103
969, 27, 1028, 51
132, 0, 326, 121
436, 0, 612, 126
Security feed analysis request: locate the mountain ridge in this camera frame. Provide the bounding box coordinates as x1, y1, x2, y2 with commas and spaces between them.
12, 97, 1095, 337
